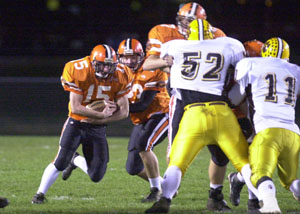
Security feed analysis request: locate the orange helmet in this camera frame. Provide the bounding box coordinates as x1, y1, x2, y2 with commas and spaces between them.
90, 44, 117, 78
176, 2, 207, 37
243, 40, 264, 57
117, 38, 144, 72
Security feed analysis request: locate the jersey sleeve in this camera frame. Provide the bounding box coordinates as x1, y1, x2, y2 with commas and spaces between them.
61, 61, 84, 95
115, 65, 134, 99
144, 70, 168, 92
235, 59, 251, 95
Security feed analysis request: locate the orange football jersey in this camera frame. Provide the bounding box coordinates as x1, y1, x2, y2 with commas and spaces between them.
128, 66, 170, 124
61, 56, 133, 121
146, 24, 185, 57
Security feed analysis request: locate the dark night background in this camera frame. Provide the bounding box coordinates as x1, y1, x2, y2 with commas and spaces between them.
0, 0, 300, 135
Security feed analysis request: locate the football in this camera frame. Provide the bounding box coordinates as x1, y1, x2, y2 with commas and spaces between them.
86, 100, 107, 112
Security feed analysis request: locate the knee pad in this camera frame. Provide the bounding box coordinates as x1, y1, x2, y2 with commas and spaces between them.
88, 163, 107, 183
126, 149, 144, 175
290, 179, 300, 198
53, 147, 75, 171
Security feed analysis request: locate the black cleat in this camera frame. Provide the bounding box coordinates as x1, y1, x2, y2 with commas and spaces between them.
62, 152, 79, 181
145, 197, 171, 213
141, 187, 162, 203
0, 197, 8, 208
32, 192, 46, 204
206, 187, 231, 212
247, 199, 261, 214
228, 172, 245, 206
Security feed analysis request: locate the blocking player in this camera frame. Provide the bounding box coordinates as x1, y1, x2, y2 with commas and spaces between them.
143, 2, 231, 211
117, 38, 169, 202
231, 37, 300, 213
145, 19, 258, 214
31, 44, 133, 204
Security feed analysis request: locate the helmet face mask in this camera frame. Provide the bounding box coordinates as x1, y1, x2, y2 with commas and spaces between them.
261, 37, 290, 60
90, 44, 117, 79
176, 2, 207, 38
117, 38, 144, 72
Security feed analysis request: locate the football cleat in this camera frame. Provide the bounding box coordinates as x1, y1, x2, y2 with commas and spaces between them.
259, 194, 281, 213
32, 192, 46, 204
206, 187, 231, 212
145, 196, 171, 213
228, 172, 245, 206
141, 187, 162, 203
62, 152, 79, 181
0, 197, 8, 208
247, 198, 260, 214
261, 37, 289, 60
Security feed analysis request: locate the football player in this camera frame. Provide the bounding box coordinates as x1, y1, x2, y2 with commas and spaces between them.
31, 44, 133, 204
0, 197, 8, 208
117, 38, 170, 202
143, 2, 231, 211
231, 37, 300, 213
145, 19, 259, 214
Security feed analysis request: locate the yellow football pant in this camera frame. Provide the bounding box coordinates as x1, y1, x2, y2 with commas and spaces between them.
250, 128, 300, 189
169, 101, 249, 176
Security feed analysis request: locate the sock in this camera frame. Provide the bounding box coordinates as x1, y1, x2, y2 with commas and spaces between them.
258, 180, 276, 197
162, 165, 182, 200
149, 177, 161, 190
248, 189, 257, 200
237, 172, 245, 183
290, 179, 300, 197
73, 155, 88, 174
241, 164, 260, 200
210, 183, 223, 189
37, 163, 60, 194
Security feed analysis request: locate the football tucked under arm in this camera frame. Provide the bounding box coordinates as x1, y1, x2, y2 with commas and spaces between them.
86, 100, 107, 112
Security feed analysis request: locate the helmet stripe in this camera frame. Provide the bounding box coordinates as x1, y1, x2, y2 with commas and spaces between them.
190, 3, 197, 16
125, 38, 132, 51
197, 19, 204, 41
277, 38, 283, 59
103, 44, 112, 58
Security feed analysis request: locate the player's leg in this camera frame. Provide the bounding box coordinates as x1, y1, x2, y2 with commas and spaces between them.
137, 113, 168, 202
32, 117, 82, 204
80, 124, 108, 182
146, 104, 208, 213
249, 128, 281, 213
206, 145, 230, 211
276, 130, 300, 202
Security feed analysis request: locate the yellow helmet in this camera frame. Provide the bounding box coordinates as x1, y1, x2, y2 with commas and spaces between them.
261, 37, 289, 60
188, 19, 213, 41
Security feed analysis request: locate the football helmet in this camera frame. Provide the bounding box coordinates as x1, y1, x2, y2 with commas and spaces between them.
90, 44, 117, 78
261, 37, 289, 60
176, 2, 207, 38
243, 40, 264, 57
188, 19, 213, 41
117, 38, 144, 72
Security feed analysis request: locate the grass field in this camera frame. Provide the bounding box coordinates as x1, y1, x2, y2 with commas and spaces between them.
1, 135, 300, 214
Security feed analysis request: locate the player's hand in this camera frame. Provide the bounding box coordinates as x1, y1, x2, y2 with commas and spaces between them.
102, 101, 118, 118
163, 55, 174, 67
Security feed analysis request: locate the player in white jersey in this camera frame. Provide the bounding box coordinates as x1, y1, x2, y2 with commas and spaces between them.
145, 19, 259, 214
232, 37, 300, 213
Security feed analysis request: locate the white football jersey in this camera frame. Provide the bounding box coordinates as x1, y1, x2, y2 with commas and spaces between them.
161, 37, 245, 96
235, 57, 300, 135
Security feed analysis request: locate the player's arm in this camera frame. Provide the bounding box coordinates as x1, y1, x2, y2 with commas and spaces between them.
129, 90, 158, 113
143, 55, 172, 71
83, 95, 129, 124
70, 92, 115, 119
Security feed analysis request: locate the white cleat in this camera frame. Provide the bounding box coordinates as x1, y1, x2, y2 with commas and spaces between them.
259, 194, 281, 213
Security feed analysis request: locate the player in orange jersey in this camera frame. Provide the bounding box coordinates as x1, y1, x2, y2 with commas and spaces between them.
32, 44, 133, 204
118, 38, 170, 202
143, 2, 230, 211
